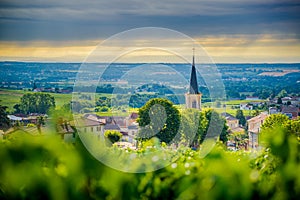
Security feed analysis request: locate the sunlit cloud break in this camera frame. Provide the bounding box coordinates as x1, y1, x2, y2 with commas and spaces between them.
0, 34, 299, 63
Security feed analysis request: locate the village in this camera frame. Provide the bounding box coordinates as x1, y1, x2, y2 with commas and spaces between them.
1, 56, 299, 152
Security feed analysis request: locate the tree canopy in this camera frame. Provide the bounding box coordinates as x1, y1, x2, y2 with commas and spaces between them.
137, 98, 180, 144
236, 109, 246, 126
261, 113, 289, 130
18, 93, 55, 114
104, 130, 122, 144
262, 114, 299, 141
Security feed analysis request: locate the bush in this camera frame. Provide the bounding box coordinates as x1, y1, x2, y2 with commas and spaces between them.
104, 130, 122, 144
26, 123, 36, 127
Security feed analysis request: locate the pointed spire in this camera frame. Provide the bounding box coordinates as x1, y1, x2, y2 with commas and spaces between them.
192, 47, 195, 66
189, 48, 199, 94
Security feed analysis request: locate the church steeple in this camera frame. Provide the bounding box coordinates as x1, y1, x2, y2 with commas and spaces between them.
185, 49, 202, 110
189, 48, 199, 94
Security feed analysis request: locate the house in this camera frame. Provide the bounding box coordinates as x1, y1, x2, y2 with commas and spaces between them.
128, 112, 138, 125
281, 97, 300, 105
7, 115, 23, 126
57, 123, 76, 143
127, 124, 139, 144
281, 106, 300, 119
240, 103, 253, 110
290, 97, 300, 106
247, 112, 268, 149
82, 113, 139, 146
250, 101, 264, 107
269, 107, 279, 115
75, 117, 105, 140
7, 114, 48, 126
221, 112, 239, 130
281, 97, 292, 104
246, 96, 260, 101
104, 124, 121, 132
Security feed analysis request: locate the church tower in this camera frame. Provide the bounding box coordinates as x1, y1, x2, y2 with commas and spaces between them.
185, 50, 202, 110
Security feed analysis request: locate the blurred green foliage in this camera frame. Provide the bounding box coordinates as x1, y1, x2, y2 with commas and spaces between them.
0, 124, 300, 199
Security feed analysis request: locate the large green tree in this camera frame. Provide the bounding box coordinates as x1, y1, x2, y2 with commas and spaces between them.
137, 98, 180, 144
19, 93, 55, 114
236, 109, 246, 126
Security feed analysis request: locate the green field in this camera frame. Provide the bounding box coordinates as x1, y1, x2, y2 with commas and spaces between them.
1, 89, 265, 116
0, 89, 72, 112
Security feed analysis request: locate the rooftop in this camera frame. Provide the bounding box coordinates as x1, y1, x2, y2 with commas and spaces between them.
221, 112, 238, 121
247, 113, 268, 123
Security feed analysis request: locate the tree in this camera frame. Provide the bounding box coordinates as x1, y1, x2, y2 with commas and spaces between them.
277, 97, 282, 104
0, 102, 10, 128
284, 118, 300, 141
262, 114, 289, 131
277, 89, 287, 98
13, 104, 21, 113
253, 109, 260, 117
32, 81, 37, 91
195, 109, 228, 145
180, 109, 201, 146
236, 110, 246, 126
19, 93, 55, 114
104, 130, 122, 144
36, 116, 45, 134
137, 98, 180, 144
261, 114, 299, 142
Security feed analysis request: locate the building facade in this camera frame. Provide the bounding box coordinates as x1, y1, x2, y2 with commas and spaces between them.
247, 112, 268, 149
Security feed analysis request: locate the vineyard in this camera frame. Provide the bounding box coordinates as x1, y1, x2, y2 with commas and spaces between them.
0, 126, 299, 200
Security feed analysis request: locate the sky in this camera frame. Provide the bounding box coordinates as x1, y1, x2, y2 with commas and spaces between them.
0, 0, 300, 63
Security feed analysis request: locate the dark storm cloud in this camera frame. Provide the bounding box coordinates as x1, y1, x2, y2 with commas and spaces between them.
0, 0, 299, 41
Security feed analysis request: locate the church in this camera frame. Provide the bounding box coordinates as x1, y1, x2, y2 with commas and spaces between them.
185, 52, 202, 110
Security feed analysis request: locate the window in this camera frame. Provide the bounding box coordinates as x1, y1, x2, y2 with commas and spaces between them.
192, 100, 197, 108
91, 127, 93, 132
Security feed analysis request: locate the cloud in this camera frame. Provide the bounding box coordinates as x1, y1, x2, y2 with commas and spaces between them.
0, 0, 299, 63
0, 0, 299, 41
